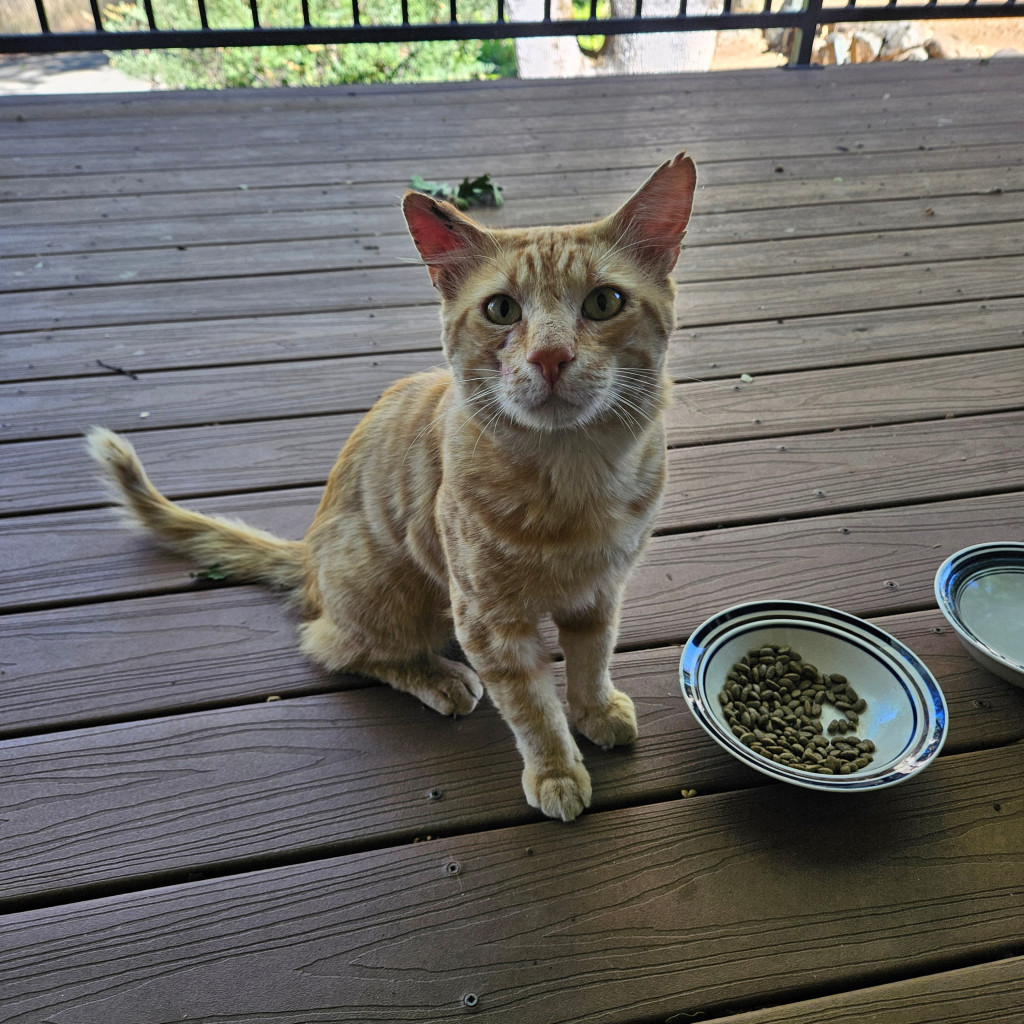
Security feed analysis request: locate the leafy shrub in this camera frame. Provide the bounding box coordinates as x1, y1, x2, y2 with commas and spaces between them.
106, 0, 516, 88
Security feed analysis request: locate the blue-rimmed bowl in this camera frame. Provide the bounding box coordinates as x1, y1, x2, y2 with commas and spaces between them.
935, 542, 1024, 689
680, 600, 948, 792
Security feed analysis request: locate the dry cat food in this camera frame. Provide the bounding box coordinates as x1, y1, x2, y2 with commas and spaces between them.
717, 643, 875, 775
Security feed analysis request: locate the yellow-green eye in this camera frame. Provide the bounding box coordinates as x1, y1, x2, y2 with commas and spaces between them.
582, 286, 624, 321
484, 294, 522, 326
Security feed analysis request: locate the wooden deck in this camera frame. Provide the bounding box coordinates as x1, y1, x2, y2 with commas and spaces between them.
2, 57, 1024, 1022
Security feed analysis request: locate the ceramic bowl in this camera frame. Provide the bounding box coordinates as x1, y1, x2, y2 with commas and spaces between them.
680, 600, 948, 792
935, 542, 1024, 688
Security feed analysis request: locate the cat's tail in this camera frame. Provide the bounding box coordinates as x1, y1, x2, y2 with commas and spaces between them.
86, 426, 306, 590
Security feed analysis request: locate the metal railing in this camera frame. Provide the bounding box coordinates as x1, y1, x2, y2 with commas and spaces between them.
2, 0, 1022, 66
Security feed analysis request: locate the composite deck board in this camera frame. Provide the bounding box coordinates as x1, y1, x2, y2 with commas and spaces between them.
5, 406, 1022, 521
4, 250, 1023, 335
5, 163, 1020, 228
3, 86, 1018, 151
1, 743, 1022, 1024
2, 598, 1020, 745
699, 955, 1024, 1024
5, 59, 1018, 122
4, 344, 1021, 444
5, 188, 1020, 260
6, 140, 1024, 203
6, 121, 1022, 180
3, 612, 1023, 906
5, 55, 1019, 122
8, 218, 1024, 295
3, 292, 1021, 386
2, 487, 1020, 626
2, 60, 1023, 1023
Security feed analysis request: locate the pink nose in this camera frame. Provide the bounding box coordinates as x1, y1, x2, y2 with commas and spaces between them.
527, 346, 573, 389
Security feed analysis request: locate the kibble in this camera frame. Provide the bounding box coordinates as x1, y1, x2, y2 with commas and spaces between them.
719, 643, 874, 775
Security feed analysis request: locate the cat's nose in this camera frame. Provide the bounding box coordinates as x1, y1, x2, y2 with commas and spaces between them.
527, 346, 573, 389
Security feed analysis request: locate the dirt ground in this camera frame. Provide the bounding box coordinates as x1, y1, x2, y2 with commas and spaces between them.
711, 18, 1024, 69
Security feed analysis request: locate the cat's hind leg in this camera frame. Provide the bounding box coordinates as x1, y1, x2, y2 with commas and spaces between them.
299, 608, 483, 717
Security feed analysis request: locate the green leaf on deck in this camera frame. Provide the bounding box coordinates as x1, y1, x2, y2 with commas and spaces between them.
190, 564, 228, 582
410, 173, 504, 210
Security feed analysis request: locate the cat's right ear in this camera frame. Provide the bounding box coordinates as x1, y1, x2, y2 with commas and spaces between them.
402, 191, 489, 298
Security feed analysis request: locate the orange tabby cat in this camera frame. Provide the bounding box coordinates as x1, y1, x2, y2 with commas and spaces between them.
87, 152, 697, 822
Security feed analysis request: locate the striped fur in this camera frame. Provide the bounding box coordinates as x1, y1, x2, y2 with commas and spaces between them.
87, 153, 697, 821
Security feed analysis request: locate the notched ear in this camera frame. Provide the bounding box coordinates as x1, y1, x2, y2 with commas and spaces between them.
402, 190, 490, 297
610, 151, 697, 277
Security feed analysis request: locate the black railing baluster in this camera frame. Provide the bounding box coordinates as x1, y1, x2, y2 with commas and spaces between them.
352, 0, 361, 26
301, 0, 311, 26
792, 0, 824, 65
32, 0, 50, 32
249, 0, 261, 28
451, 0, 458, 22
635, 0, 643, 17
197, 0, 210, 29
497, 0, 505, 23
401, 0, 410, 25
143, 0, 157, 30
89, 0, 104, 30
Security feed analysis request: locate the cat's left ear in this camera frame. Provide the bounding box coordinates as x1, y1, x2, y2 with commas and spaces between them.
610, 152, 697, 277
402, 191, 490, 297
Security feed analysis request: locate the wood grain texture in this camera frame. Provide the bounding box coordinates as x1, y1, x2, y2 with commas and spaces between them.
700, 954, 1024, 1024
660, 411, 1024, 530
1, 743, 1021, 1023
666, 349, 1024, 446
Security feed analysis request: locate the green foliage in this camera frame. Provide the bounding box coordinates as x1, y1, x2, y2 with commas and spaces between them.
409, 172, 503, 209
105, 0, 517, 89
572, 0, 610, 57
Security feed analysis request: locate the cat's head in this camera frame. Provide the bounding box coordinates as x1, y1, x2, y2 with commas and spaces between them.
403, 153, 696, 435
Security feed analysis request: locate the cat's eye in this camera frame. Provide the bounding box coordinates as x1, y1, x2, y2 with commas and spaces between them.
484, 294, 522, 326
582, 286, 624, 321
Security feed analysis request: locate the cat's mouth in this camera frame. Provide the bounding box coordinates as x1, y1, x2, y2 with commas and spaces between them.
506, 385, 611, 433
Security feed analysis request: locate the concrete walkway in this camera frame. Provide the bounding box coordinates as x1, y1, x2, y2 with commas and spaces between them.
0, 52, 150, 94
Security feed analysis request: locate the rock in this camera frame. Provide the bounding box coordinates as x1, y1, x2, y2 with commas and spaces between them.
850, 30, 884, 63
875, 21, 927, 60
897, 46, 930, 62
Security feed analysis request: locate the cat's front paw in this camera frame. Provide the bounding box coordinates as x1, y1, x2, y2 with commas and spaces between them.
573, 689, 638, 750
522, 760, 593, 822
